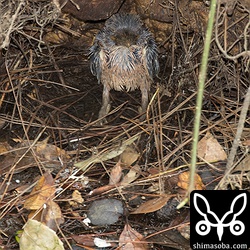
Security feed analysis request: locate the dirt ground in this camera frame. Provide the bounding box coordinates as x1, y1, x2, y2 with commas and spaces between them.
0, 1, 249, 249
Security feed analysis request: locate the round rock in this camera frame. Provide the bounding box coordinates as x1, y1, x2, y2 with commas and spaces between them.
87, 198, 124, 226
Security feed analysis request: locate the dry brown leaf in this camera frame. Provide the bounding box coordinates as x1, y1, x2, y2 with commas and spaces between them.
0, 147, 35, 175
131, 196, 172, 214
71, 234, 116, 248
41, 200, 65, 231
120, 164, 140, 185
72, 190, 84, 203
27, 209, 42, 222
35, 139, 70, 168
74, 135, 139, 171
91, 163, 140, 195
71, 234, 95, 247
120, 146, 139, 167
69, 190, 84, 207
119, 223, 148, 250
177, 171, 205, 190
24, 172, 55, 210
0, 139, 70, 175
15, 184, 33, 194
109, 161, 123, 185
89, 184, 116, 196
197, 132, 227, 162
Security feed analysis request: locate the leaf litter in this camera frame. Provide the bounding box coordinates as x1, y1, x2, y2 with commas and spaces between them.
1, 1, 249, 248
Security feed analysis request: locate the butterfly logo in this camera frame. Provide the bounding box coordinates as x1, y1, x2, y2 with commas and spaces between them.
193, 193, 247, 241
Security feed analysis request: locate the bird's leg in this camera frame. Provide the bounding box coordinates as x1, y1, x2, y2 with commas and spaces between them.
98, 84, 111, 124
140, 86, 149, 121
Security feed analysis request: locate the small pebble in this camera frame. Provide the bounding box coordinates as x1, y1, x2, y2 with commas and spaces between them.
87, 198, 124, 225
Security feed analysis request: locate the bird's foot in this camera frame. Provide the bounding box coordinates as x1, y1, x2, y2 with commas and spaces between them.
138, 106, 146, 122
96, 104, 111, 126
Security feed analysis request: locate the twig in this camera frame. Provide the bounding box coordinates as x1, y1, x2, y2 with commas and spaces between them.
1, 0, 25, 49
216, 85, 250, 189
215, 0, 250, 66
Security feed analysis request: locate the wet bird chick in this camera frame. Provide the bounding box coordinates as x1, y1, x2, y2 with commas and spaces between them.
89, 13, 159, 124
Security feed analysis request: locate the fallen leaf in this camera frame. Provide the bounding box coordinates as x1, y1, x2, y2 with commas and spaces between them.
69, 190, 84, 207
131, 196, 172, 214
90, 163, 140, 196
120, 164, 141, 185
35, 139, 70, 168
71, 234, 96, 246
24, 171, 55, 210
177, 171, 205, 190
197, 132, 227, 162
120, 146, 139, 167
109, 161, 123, 185
74, 135, 139, 171
119, 224, 148, 250
19, 219, 64, 250
0, 139, 70, 174
41, 200, 65, 231
71, 235, 116, 248
89, 184, 116, 196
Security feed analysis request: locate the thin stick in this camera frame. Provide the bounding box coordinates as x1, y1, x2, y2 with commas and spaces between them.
178, 0, 218, 208
216, 85, 250, 189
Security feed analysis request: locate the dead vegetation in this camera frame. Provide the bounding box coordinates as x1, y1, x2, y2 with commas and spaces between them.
0, 0, 249, 249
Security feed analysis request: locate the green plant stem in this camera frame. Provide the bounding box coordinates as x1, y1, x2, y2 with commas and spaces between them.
188, 0, 217, 195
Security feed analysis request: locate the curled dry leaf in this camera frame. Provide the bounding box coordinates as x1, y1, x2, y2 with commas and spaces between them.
109, 161, 123, 185
119, 223, 148, 250
177, 171, 205, 190
120, 164, 141, 185
71, 234, 96, 247
197, 131, 227, 162
69, 190, 84, 207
